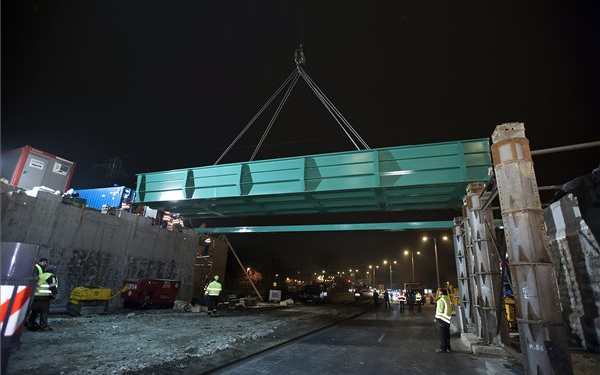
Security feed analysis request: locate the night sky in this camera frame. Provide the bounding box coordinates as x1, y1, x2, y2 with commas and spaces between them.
2, 1, 599, 287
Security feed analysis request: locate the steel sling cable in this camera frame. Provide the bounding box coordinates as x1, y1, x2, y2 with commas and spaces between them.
303, 71, 370, 149
214, 69, 298, 165
299, 66, 370, 149
297, 68, 361, 150
250, 71, 301, 161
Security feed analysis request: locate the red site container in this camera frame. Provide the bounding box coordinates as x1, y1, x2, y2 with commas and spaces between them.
121, 279, 180, 309
2, 145, 76, 192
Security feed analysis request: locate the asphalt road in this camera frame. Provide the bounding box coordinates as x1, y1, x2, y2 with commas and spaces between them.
209, 304, 489, 375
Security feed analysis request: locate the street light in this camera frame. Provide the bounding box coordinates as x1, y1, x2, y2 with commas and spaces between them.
403, 250, 421, 282
423, 235, 449, 289
368, 265, 379, 286
383, 260, 397, 290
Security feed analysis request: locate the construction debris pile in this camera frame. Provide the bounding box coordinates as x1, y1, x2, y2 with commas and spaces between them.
7, 304, 367, 375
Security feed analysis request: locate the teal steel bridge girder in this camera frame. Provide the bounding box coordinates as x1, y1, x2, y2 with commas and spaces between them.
135, 138, 492, 219
196, 221, 455, 234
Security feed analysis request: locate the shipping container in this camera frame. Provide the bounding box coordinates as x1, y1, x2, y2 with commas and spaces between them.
75, 186, 136, 211
0, 145, 76, 192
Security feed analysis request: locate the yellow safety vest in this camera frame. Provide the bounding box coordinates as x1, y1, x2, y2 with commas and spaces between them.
435, 295, 452, 324
205, 280, 222, 296
35, 272, 57, 297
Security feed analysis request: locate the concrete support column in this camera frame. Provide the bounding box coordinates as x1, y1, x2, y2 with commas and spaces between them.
453, 217, 472, 332
464, 198, 482, 337
466, 182, 502, 344
491, 123, 573, 375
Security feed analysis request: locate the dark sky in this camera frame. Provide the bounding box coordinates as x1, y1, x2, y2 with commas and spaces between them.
2, 1, 600, 286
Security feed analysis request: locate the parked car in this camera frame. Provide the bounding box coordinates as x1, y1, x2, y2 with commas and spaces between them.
294, 285, 326, 303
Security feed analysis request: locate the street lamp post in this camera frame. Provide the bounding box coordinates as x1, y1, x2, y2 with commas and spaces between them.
369, 265, 378, 287
423, 235, 448, 289
383, 260, 397, 290
404, 250, 421, 282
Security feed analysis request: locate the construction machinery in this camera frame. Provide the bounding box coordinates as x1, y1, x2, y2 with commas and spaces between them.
67, 285, 127, 316
121, 279, 180, 309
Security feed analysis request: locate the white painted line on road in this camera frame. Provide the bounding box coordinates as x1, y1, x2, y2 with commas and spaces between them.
377, 333, 386, 343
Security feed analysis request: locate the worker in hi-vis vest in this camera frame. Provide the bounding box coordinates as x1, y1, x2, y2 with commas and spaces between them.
27, 259, 58, 331
434, 288, 452, 353
415, 291, 422, 312
204, 275, 222, 316
398, 291, 407, 313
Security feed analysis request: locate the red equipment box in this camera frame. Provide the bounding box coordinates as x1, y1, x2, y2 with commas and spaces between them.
121, 279, 180, 308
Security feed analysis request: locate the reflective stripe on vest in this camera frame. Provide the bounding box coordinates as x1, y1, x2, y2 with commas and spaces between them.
35, 272, 56, 297
399, 293, 406, 302
205, 281, 222, 296
435, 296, 452, 323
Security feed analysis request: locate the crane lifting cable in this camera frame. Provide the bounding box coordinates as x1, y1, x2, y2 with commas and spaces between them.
214, 45, 369, 165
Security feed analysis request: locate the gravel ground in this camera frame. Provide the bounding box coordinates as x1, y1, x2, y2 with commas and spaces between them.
7, 303, 370, 375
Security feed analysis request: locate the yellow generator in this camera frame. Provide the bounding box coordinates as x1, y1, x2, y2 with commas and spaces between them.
67, 286, 126, 316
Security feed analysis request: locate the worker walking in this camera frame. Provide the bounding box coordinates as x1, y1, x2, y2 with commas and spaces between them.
434, 288, 452, 353
398, 290, 406, 313
27, 259, 58, 331
204, 275, 222, 316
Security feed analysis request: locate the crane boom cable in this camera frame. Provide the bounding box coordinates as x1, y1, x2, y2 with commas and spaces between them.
299, 66, 370, 149
250, 71, 301, 161
297, 68, 361, 150
215, 69, 298, 165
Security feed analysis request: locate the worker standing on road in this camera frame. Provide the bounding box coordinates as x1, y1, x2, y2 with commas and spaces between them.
398, 290, 406, 312
407, 291, 414, 312
205, 275, 222, 316
27, 261, 58, 331
415, 291, 422, 312
383, 290, 391, 308
434, 288, 452, 353
372, 289, 379, 307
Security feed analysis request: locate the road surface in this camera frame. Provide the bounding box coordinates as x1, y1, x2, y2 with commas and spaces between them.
209, 304, 489, 375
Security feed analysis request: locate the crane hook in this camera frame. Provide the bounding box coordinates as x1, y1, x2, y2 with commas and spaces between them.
294, 44, 306, 66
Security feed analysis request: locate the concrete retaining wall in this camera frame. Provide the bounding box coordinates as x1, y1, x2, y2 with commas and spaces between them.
1, 186, 198, 309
